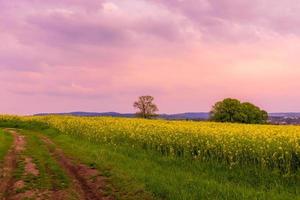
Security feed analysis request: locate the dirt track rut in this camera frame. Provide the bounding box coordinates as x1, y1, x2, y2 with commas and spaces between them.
41, 136, 114, 200
0, 129, 114, 200
0, 130, 20, 199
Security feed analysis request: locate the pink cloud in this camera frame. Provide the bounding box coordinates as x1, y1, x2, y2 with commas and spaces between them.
0, 0, 300, 114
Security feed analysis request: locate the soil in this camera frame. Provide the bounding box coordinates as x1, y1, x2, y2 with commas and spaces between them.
0, 129, 114, 200
0, 130, 24, 200
24, 157, 39, 176
41, 136, 114, 200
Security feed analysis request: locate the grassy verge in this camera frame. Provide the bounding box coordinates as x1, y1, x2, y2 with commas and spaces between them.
41, 129, 156, 200
15, 130, 69, 192
0, 129, 13, 163
42, 129, 300, 200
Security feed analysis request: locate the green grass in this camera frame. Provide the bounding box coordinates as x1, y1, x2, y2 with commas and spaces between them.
42, 128, 300, 200
41, 129, 156, 200
0, 129, 13, 163
2, 120, 300, 200
15, 130, 69, 191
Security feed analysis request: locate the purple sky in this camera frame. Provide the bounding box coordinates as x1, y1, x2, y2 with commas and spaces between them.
1, 0, 300, 114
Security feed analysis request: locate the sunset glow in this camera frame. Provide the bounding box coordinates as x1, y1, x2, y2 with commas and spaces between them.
1, 0, 300, 114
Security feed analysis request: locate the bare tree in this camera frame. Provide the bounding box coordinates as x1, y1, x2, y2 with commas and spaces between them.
133, 95, 159, 119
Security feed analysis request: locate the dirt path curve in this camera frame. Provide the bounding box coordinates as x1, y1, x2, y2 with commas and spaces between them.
41, 136, 114, 200
1, 129, 76, 200
0, 129, 25, 200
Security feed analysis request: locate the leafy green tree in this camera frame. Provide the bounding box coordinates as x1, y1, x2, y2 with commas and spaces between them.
210, 98, 268, 124
133, 96, 159, 119
240, 102, 268, 124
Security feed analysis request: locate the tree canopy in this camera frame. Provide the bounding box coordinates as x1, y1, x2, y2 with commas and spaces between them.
210, 98, 268, 124
133, 95, 159, 119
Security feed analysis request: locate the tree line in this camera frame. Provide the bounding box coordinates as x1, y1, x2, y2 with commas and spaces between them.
134, 96, 268, 124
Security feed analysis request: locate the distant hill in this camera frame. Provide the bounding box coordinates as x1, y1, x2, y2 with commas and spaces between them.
268, 113, 300, 125
159, 112, 209, 120
35, 112, 210, 120
269, 113, 300, 117
35, 112, 135, 118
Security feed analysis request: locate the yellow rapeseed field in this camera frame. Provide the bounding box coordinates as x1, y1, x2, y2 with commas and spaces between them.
1, 115, 300, 174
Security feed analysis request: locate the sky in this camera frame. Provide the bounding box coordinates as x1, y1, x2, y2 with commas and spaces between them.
1, 0, 300, 115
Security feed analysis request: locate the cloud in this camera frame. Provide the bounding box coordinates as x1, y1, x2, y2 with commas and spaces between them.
0, 0, 188, 73
1, 0, 300, 114
150, 0, 300, 42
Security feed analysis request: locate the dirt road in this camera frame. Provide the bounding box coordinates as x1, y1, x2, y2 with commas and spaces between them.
0, 129, 114, 200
